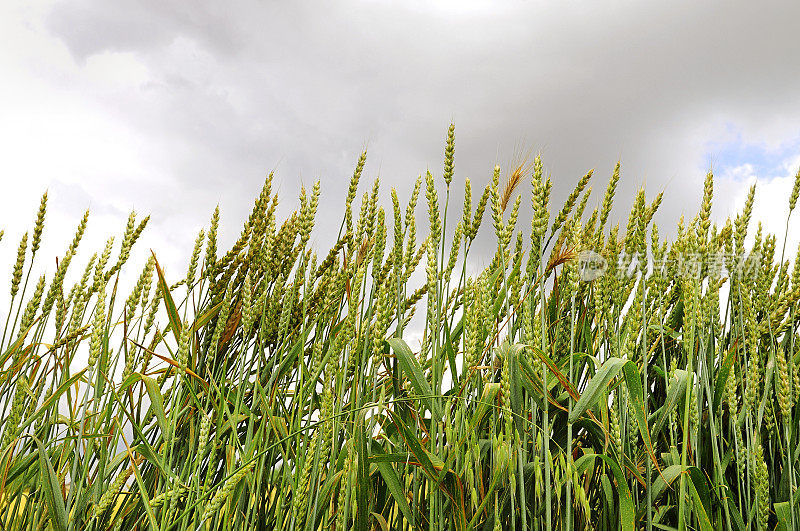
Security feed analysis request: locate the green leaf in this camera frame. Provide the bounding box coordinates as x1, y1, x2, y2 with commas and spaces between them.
516, 352, 547, 409
601, 475, 615, 522
389, 410, 444, 479
126, 444, 159, 530
470, 383, 500, 430
497, 342, 525, 433
369, 452, 412, 463
531, 345, 580, 402
637, 464, 681, 520
622, 360, 657, 468
371, 512, 390, 531
727, 498, 746, 531
142, 375, 170, 441
355, 415, 370, 531
191, 301, 223, 333
713, 345, 736, 413
387, 337, 442, 419
32, 436, 67, 531
267, 335, 304, 391
650, 464, 682, 502
569, 357, 626, 423
687, 467, 712, 516
133, 442, 179, 481
774, 501, 792, 531
1, 326, 33, 367
574, 453, 635, 531
686, 468, 713, 531
19, 370, 86, 432
467, 471, 500, 530
651, 369, 688, 437
311, 470, 344, 527
375, 460, 415, 525
152, 252, 181, 343
444, 324, 459, 387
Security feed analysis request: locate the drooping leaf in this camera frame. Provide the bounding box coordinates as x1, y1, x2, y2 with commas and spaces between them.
142, 375, 170, 441
574, 453, 635, 531
651, 369, 688, 437
375, 459, 415, 525
371, 512, 390, 531
686, 467, 713, 531
569, 357, 627, 423
388, 337, 442, 419
32, 436, 67, 531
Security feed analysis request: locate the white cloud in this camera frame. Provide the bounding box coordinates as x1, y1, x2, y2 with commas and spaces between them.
83, 51, 150, 88
727, 162, 800, 266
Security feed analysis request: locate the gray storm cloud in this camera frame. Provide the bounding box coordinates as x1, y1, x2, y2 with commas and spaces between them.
3, 0, 800, 274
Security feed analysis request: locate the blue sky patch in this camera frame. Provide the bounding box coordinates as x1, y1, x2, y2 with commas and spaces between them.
705, 126, 800, 181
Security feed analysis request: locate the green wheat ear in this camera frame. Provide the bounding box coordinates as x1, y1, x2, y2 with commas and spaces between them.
10, 232, 27, 299
789, 166, 800, 211
443, 122, 455, 187
31, 192, 47, 257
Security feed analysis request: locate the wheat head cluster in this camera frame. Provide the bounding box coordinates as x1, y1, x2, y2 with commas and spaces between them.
0, 125, 799, 530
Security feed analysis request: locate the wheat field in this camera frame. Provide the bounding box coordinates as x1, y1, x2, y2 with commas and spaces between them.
0, 125, 798, 530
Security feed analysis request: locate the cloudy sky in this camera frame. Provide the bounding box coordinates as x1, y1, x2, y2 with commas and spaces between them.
2, 0, 800, 301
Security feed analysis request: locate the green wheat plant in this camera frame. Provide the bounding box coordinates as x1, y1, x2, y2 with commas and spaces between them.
0, 126, 798, 531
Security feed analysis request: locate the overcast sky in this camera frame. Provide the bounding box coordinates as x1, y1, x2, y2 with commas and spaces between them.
2, 0, 800, 305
